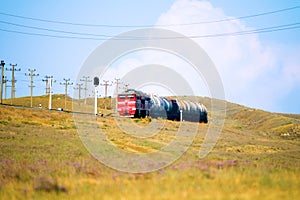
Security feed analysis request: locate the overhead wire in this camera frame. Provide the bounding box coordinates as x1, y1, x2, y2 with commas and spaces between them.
0, 22, 299, 41
1, 19, 300, 40
0, 5, 299, 27
0, 20, 113, 38
0, 5, 299, 40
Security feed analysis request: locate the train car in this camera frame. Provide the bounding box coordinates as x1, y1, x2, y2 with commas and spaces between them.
117, 89, 151, 118
149, 94, 168, 119
117, 89, 208, 123
149, 95, 208, 123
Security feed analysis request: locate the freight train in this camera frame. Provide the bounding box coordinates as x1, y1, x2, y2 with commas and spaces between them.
117, 89, 208, 123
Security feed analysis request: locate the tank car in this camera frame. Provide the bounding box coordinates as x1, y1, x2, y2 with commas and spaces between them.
149, 95, 208, 123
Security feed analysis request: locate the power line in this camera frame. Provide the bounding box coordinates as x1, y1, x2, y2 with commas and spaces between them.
0, 22, 299, 41
0, 5, 299, 27
188, 22, 300, 38
168, 5, 300, 26
0, 28, 102, 40
0, 20, 114, 38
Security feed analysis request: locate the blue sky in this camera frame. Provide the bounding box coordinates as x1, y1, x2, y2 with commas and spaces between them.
0, 0, 299, 114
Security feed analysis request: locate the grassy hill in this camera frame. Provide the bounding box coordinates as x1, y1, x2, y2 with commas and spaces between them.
2, 94, 114, 112
2, 94, 73, 110
0, 95, 299, 199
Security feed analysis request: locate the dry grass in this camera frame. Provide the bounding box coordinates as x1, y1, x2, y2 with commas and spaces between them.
0, 96, 299, 199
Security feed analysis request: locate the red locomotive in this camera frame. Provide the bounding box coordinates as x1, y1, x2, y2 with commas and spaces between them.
117, 89, 151, 118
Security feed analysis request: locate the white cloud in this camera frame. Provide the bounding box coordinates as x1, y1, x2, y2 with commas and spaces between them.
95, 0, 299, 112
153, 0, 300, 111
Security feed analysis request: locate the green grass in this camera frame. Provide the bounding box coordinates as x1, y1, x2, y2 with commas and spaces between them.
0, 96, 300, 199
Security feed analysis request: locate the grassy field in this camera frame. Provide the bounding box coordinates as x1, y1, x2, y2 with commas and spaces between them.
0, 95, 299, 199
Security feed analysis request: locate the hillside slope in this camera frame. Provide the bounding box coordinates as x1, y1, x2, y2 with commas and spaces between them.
3, 95, 300, 139
0, 97, 299, 199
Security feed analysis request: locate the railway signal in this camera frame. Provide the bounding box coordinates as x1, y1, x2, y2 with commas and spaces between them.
94, 77, 99, 86
94, 77, 99, 115
0, 60, 5, 104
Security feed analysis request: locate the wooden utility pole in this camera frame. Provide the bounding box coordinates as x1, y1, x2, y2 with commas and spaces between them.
80, 76, 92, 104
7, 63, 21, 105
60, 78, 73, 109
75, 83, 83, 100
114, 78, 121, 98
25, 69, 39, 107
114, 78, 121, 111
47, 76, 54, 110
100, 80, 112, 98
4, 77, 8, 100
123, 83, 130, 91
42, 76, 50, 95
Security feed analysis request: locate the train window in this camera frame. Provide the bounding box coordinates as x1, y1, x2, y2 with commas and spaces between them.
128, 95, 135, 98
119, 95, 126, 99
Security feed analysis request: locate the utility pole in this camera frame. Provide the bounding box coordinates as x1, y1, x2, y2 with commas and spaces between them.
4, 77, 8, 100
114, 78, 122, 111
0, 60, 5, 104
100, 80, 112, 98
6, 63, 21, 105
60, 78, 73, 109
80, 76, 92, 104
114, 78, 121, 98
47, 76, 54, 110
123, 83, 130, 91
43, 76, 54, 109
42, 76, 50, 95
94, 77, 99, 115
74, 83, 83, 100
25, 69, 39, 107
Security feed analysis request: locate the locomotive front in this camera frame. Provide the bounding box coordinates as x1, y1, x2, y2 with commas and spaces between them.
117, 89, 151, 118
